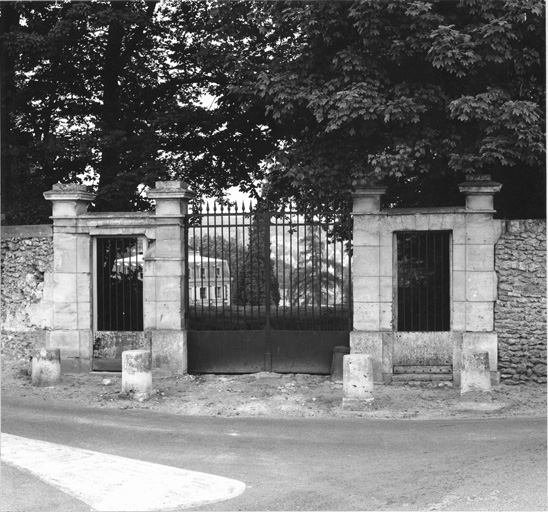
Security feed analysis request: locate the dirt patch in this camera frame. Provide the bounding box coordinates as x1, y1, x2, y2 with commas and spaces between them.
2, 357, 546, 420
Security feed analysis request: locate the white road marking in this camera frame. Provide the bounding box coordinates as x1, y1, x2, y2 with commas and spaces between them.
1, 433, 246, 511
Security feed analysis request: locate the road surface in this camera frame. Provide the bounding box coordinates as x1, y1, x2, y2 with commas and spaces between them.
2, 396, 546, 511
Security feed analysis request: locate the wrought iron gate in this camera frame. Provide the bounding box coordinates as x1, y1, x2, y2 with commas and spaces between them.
93, 236, 147, 371
186, 203, 352, 374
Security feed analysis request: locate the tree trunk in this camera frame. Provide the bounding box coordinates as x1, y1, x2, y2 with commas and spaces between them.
95, 1, 127, 211
0, 4, 20, 220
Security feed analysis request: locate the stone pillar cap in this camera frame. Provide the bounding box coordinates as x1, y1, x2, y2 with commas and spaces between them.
52, 183, 88, 192
351, 181, 388, 197
154, 181, 191, 190
146, 180, 196, 200
351, 180, 386, 213
351, 185, 388, 194
458, 174, 502, 194
43, 183, 96, 202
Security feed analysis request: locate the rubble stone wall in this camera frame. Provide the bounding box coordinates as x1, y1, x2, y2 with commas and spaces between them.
495, 220, 547, 385
1, 225, 53, 361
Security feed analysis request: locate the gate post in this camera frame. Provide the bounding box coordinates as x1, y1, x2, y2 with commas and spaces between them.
146, 181, 195, 374
457, 175, 503, 387
349, 182, 387, 383
43, 184, 96, 372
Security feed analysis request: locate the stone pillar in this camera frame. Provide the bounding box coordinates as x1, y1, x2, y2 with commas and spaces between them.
458, 175, 503, 386
145, 181, 195, 374
43, 184, 96, 373
349, 182, 386, 382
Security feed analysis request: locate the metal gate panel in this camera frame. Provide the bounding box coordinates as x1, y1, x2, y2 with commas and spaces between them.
187, 331, 266, 373
271, 331, 350, 374
186, 204, 352, 374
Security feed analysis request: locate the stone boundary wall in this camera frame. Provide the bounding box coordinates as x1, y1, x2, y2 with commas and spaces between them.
495, 220, 547, 385
1, 225, 53, 361
2, 221, 546, 383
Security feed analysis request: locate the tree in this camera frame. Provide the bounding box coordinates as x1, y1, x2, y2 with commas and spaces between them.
0, 1, 168, 221
290, 225, 346, 306
236, 213, 280, 307
153, 0, 279, 200
0, 3, 18, 220
2, 1, 544, 223
212, 0, 545, 217
0, 1, 277, 223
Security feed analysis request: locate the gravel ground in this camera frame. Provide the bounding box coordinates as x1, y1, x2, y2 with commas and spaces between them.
2, 357, 546, 420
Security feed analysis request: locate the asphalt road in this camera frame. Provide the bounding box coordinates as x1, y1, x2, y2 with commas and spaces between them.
2, 395, 546, 511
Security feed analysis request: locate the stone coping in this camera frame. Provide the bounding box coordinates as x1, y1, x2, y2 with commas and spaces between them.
80, 212, 155, 218
352, 206, 499, 216
1, 224, 53, 239
385, 207, 468, 215
505, 219, 546, 234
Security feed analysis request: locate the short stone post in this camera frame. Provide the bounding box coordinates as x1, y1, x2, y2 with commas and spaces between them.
461, 351, 491, 397
122, 350, 152, 399
342, 354, 374, 411
31, 348, 61, 387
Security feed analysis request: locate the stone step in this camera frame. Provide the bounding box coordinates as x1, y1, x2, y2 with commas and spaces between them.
393, 365, 452, 374
391, 373, 453, 382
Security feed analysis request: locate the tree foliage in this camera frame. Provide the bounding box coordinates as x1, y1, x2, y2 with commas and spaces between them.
211, 0, 545, 216
0, 0, 276, 223
1, 0, 545, 223
1, 1, 167, 220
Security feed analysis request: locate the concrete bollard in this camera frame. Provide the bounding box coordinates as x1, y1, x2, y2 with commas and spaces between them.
342, 353, 374, 411
461, 351, 491, 397
31, 348, 61, 387
122, 350, 152, 399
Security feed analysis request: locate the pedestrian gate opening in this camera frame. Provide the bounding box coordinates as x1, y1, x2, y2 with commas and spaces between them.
394, 231, 453, 381
396, 231, 451, 332
93, 237, 147, 371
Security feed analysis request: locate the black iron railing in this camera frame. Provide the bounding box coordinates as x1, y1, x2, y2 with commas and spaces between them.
96, 237, 144, 331
396, 231, 451, 332
186, 202, 352, 332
